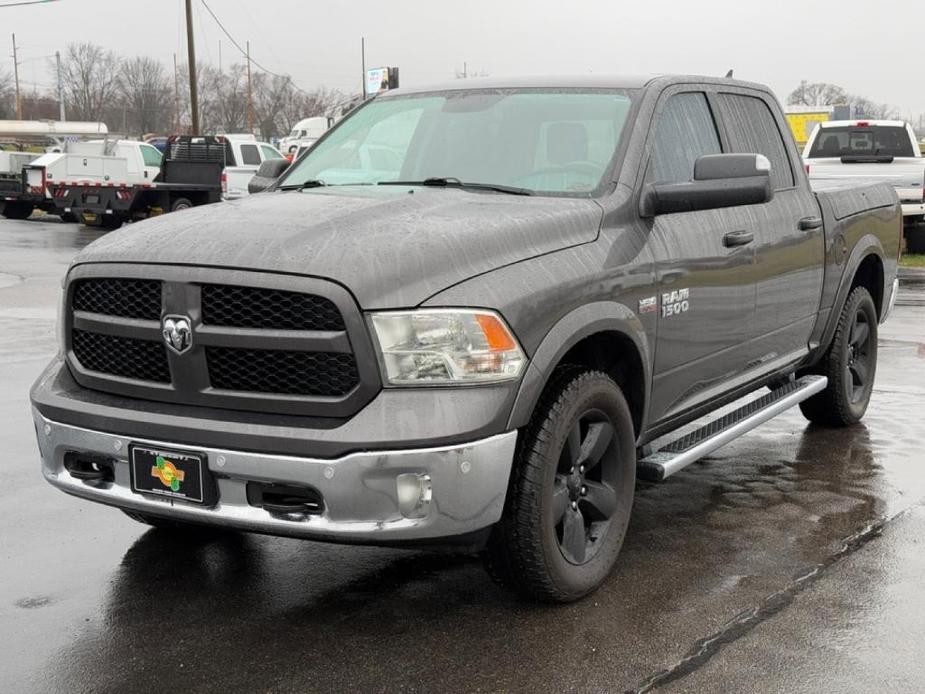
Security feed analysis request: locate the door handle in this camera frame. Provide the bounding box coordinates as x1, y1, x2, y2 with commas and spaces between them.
723, 230, 754, 248
798, 216, 823, 231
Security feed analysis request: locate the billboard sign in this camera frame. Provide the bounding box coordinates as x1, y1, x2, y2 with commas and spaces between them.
366, 67, 391, 96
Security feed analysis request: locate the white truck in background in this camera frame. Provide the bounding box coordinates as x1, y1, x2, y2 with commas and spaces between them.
220, 134, 284, 199
31, 139, 163, 188
803, 120, 925, 251
278, 116, 331, 157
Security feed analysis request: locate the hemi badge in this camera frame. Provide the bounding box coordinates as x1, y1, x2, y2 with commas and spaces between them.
638, 296, 658, 314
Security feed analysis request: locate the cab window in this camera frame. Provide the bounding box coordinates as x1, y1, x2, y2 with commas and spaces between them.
260, 145, 283, 160
140, 144, 163, 168
650, 92, 722, 185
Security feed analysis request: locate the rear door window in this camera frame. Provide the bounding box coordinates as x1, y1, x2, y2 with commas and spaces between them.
239, 144, 261, 166
718, 93, 795, 189
650, 92, 722, 185
808, 125, 915, 158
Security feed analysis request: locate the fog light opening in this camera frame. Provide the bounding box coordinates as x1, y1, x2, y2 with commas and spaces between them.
397, 473, 432, 519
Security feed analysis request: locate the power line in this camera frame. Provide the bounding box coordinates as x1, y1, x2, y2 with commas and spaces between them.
198, 0, 306, 93
0, 0, 60, 7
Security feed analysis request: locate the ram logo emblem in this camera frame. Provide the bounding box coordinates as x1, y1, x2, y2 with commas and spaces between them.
162, 315, 193, 354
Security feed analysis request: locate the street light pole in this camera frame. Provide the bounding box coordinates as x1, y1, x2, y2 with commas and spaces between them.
184, 0, 200, 134
12, 33, 22, 120
55, 50, 65, 121
246, 40, 254, 134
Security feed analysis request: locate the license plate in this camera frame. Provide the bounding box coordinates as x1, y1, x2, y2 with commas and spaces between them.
129, 445, 211, 504
84, 194, 100, 204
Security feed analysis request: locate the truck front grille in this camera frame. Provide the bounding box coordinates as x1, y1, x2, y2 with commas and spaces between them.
206, 347, 359, 396
71, 329, 170, 383
65, 268, 378, 417
72, 278, 162, 320
202, 284, 345, 331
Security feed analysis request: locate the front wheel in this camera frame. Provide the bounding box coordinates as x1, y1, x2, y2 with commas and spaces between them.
2, 202, 33, 220
484, 367, 636, 602
800, 286, 878, 426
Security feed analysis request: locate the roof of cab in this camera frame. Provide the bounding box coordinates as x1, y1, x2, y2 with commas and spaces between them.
382, 73, 772, 97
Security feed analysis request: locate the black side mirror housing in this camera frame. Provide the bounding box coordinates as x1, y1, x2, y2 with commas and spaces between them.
641, 153, 773, 216
248, 159, 291, 194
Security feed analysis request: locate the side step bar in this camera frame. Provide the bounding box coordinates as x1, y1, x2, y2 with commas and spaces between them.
638, 375, 828, 481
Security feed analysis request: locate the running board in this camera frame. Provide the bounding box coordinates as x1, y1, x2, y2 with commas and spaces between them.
638, 375, 828, 481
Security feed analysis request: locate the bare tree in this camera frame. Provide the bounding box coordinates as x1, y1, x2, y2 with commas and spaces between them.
0, 69, 15, 119
119, 56, 171, 136
845, 95, 899, 120
787, 81, 847, 107
57, 42, 122, 123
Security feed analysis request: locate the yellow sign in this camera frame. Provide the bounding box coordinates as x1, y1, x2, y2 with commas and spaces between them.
786, 112, 831, 147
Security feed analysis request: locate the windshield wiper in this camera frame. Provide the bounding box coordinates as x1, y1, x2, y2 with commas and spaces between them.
379, 177, 533, 196
278, 179, 327, 191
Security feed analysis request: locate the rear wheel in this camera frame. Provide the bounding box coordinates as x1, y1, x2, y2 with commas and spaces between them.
170, 197, 193, 212
484, 367, 636, 602
2, 202, 33, 220
906, 223, 925, 254
800, 286, 878, 426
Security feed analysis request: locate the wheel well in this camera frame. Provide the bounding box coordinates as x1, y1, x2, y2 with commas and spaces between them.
850, 254, 884, 318
558, 331, 645, 437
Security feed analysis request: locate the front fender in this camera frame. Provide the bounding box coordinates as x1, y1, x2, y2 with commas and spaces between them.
506, 301, 652, 432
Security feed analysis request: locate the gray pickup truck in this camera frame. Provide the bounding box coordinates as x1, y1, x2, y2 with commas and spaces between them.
30, 75, 901, 602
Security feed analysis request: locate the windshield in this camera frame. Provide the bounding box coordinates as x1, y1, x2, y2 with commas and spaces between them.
808, 125, 916, 158
279, 88, 634, 195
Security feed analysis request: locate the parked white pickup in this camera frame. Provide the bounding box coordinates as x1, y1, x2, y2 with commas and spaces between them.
27, 140, 163, 194
219, 134, 285, 200
803, 120, 925, 223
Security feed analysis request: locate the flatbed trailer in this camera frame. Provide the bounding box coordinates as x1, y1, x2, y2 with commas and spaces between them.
42, 136, 226, 229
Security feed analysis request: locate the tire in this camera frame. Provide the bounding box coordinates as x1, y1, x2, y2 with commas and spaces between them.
170, 197, 193, 212
906, 224, 925, 254
2, 202, 33, 220
799, 286, 878, 426
484, 366, 636, 602
98, 215, 123, 230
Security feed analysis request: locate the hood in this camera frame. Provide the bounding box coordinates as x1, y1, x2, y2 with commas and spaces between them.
73, 186, 603, 308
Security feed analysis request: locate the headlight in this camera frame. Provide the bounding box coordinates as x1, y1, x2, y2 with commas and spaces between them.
369, 309, 526, 385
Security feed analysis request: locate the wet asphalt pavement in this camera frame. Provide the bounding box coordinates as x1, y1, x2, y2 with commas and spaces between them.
2, 216, 925, 693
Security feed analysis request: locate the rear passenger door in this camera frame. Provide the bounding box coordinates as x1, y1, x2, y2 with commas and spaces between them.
645, 90, 763, 423
714, 91, 824, 366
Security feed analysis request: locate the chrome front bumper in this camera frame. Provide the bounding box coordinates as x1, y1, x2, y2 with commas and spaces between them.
33, 409, 517, 543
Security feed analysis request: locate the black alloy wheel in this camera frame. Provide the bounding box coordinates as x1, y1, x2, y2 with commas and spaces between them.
553, 410, 619, 565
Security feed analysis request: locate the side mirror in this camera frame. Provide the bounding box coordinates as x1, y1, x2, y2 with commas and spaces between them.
641, 153, 773, 216
247, 159, 291, 194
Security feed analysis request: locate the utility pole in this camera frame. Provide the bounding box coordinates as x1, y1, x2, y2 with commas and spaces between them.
12, 33, 22, 120
218, 40, 222, 73
55, 50, 65, 121
184, 0, 200, 134
361, 37, 366, 98
173, 53, 181, 133
245, 40, 254, 134
463, 61, 467, 79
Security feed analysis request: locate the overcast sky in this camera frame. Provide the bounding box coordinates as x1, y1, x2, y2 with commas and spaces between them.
5, 0, 925, 117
